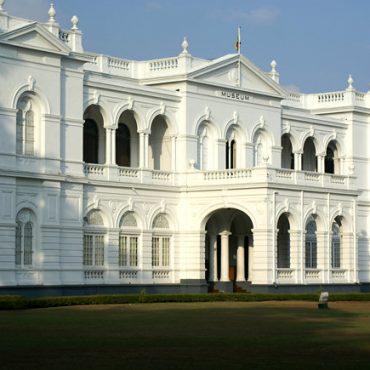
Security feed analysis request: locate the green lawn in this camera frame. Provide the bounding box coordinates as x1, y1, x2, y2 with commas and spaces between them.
0, 301, 370, 370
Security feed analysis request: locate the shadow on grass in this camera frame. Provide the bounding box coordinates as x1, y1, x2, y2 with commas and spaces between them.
0, 302, 369, 370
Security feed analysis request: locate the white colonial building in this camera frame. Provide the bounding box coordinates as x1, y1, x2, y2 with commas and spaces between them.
0, 2, 369, 295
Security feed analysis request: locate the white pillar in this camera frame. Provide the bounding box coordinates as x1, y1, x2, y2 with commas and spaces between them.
295, 152, 302, 171
209, 234, 218, 282
144, 133, 149, 168
139, 132, 145, 168
220, 231, 231, 282
236, 235, 245, 282
111, 128, 116, 165
105, 128, 112, 165
248, 244, 253, 281
317, 154, 325, 173
171, 136, 176, 171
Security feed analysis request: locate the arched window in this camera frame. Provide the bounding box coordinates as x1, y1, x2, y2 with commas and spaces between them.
305, 217, 317, 268
226, 140, 237, 169
152, 214, 170, 267
302, 137, 317, 171
83, 210, 105, 267
116, 123, 131, 167
277, 214, 290, 268
325, 141, 339, 174
16, 98, 35, 156
197, 123, 215, 171
15, 209, 35, 267
281, 134, 294, 169
119, 212, 139, 267
83, 119, 99, 164
255, 139, 263, 166
149, 115, 171, 171
331, 219, 341, 268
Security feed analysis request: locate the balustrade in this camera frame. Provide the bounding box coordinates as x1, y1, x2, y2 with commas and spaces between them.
119, 270, 138, 280
152, 270, 171, 279
84, 270, 104, 279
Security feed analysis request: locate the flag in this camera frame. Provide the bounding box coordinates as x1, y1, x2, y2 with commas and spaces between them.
235, 26, 241, 53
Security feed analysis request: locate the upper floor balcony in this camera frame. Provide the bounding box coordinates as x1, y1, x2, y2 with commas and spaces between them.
283, 77, 370, 112
83, 164, 356, 191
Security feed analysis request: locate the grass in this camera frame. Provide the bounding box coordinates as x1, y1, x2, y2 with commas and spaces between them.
0, 301, 370, 370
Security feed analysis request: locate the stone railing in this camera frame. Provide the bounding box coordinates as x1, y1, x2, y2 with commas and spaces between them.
283, 89, 370, 110
82, 165, 355, 190
304, 172, 320, 182
305, 269, 321, 280
119, 270, 138, 280
84, 270, 104, 279
203, 169, 252, 181
84, 54, 132, 77
331, 269, 347, 281
119, 167, 139, 178
84, 163, 106, 176
149, 57, 179, 71
108, 57, 130, 71
317, 92, 345, 103
152, 270, 171, 280
152, 170, 172, 182
276, 268, 295, 282
275, 169, 294, 179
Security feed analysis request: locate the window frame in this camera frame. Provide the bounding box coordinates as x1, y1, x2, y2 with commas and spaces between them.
15, 219, 34, 269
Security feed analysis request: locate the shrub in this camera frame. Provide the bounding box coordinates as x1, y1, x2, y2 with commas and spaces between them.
1, 292, 370, 310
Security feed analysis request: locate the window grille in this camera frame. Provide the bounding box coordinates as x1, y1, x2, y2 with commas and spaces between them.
331, 222, 341, 268
15, 210, 35, 268
305, 219, 317, 269
15, 222, 22, 265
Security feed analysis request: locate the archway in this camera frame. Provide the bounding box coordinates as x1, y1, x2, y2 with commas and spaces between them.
325, 140, 340, 174
281, 134, 294, 169
83, 105, 105, 164
204, 208, 254, 292
116, 110, 139, 167
302, 137, 317, 171
149, 115, 171, 170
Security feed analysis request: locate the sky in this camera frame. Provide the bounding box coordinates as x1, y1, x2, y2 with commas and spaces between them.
4, 0, 370, 93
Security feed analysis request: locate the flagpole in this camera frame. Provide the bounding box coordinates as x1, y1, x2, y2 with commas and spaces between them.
238, 26, 241, 87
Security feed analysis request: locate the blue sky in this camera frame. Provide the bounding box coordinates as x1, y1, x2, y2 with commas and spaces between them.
5, 0, 370, 93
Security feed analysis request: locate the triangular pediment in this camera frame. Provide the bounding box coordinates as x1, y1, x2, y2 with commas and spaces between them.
0, 22, 70, 55
189, 54, 286, 98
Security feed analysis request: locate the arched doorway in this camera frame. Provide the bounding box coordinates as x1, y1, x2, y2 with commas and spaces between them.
204, 208, 253, 292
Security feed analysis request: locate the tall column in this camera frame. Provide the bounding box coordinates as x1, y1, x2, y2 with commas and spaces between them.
220, 231, 231, 282
144, 133, 149, 168
317, 154, 325, 173
236, 235, 245, 282
171, 136, 176, 171
105, 128, 112, 165
208, 234, 218, 282
289, 230, 301, 283
139, 132, 145, 168
111, 128, 116, 165
294, 152, 302, 171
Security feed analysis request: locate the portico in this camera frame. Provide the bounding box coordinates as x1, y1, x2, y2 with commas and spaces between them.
205, 209, 254, 292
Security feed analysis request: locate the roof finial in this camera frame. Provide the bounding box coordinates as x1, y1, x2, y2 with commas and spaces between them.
181, 37, 189, 54
48, 3, 56, 23
347, 74, 354, 91
71, 15, 79, 30
0, 0, 5, 12
269, 60, 280, 83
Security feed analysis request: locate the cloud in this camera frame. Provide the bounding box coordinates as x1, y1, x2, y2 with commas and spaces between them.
210, 6, 279, 25
6, 0, 52, 22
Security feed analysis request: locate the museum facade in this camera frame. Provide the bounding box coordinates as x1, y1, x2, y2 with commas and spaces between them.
0, 3, 369, 295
